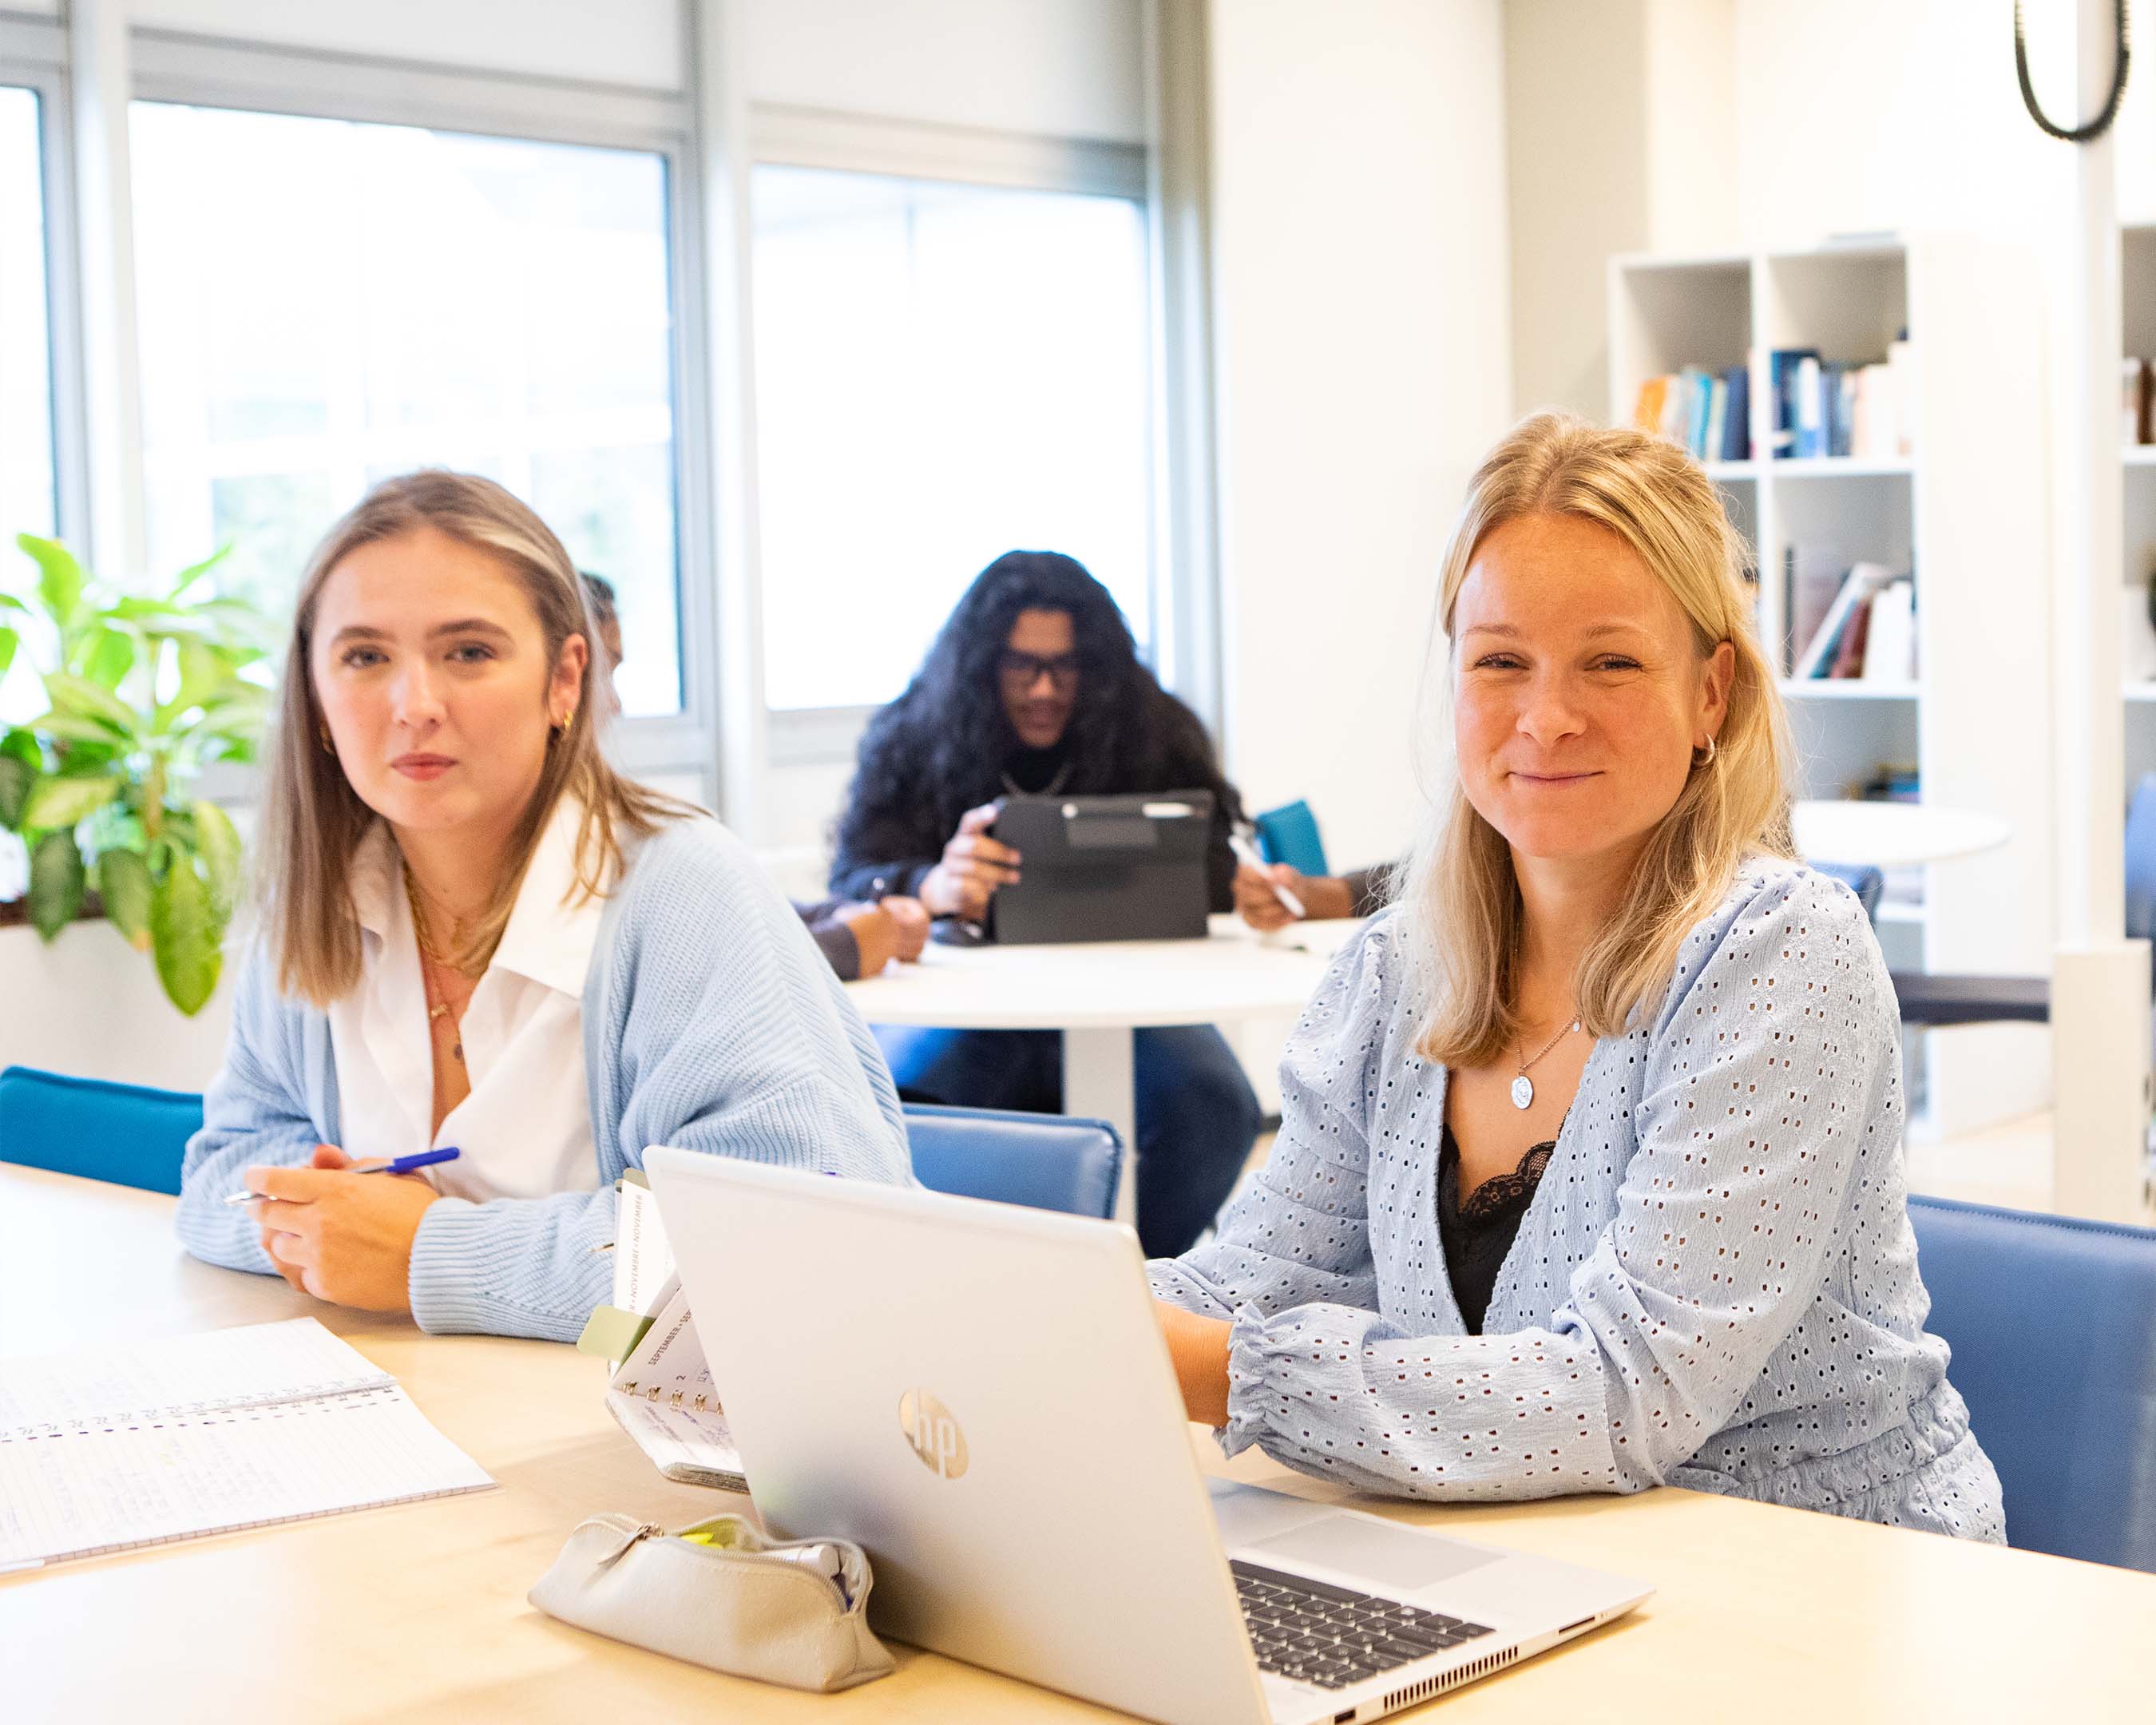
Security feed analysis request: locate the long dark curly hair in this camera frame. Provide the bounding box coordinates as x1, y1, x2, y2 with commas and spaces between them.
834, 549, 1242, 863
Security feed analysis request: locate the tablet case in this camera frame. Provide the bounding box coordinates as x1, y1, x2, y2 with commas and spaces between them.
988, 791, 1213, 945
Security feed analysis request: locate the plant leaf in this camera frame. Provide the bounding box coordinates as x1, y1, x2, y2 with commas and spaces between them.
0, 756, 29, 829
42, 672, 140, 739
191, 798, 243, 922
27, 828, 85, 940
19, 771, 122, 831
151, 845, 222, 1014
0, 625, 15, 677
33, 712, 127, 748
168, 545, 232, 603
79, 625, 136, 691
0, 727, 38, 768
97, 846, 153, 949
16, 533, 84, 626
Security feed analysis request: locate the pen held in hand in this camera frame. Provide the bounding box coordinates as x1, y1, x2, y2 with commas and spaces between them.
1228, 832, 1307, 920
221, 1147, 462, 1205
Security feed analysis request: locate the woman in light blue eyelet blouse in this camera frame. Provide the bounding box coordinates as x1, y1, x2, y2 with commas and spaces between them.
1150, 859, 2003, 1539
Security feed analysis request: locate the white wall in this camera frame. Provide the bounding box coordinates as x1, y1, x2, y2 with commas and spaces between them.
0, 923, 232, 1092
1504, 0, 1649, 424
125, 0, 687, 87
744, 0, 1145, 141
1207, 0, 1515, 878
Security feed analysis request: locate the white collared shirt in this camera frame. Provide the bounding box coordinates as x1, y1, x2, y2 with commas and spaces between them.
328, 799, 605, 1204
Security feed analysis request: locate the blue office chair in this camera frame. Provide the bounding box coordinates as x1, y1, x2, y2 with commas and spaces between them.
0, 1065, 204, 1194
1252, 800, 1330, 879
0, 1068, 1126, 1224
904, 1102, 1122, 1220
1908, 1193, 2156, 1572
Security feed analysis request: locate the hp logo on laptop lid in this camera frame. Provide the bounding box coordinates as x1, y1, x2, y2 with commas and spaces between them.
899, 1389, 969, 1480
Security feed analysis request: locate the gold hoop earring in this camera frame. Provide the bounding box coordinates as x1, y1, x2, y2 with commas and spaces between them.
556, 706, 576, 737
317, 725, 335, 755
1692, 736, 1718, 768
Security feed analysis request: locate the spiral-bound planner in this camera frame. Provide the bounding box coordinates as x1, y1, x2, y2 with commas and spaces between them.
0, 1318, 494, 1571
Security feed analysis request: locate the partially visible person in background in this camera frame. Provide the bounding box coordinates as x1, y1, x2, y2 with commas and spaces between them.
579, 573, 928, 980
1231, 857, 1395, 931
829, 549, 1261, 1257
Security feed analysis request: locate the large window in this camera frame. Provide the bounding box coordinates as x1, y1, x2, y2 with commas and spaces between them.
129, 102, 684, 715
0, 84, 56, 740
751, 166, 1153, 713
0, 85, 55, 551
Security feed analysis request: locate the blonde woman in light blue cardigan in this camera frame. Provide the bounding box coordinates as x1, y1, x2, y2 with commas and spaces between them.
1151, 417, 2003, 1541
175, 473, 909, 1340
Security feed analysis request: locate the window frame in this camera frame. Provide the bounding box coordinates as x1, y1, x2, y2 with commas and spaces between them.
124, 30, 719, 798
0, 13, 89, 559
747, 105, 1155, 762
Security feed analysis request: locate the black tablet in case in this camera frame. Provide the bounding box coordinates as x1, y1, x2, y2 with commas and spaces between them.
983, 790, 1214, 945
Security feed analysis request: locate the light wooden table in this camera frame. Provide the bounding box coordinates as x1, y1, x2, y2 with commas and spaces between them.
2, 1164, 2147, 1723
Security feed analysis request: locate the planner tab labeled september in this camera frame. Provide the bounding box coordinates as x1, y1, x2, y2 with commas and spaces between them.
0, 1318, 493, 1571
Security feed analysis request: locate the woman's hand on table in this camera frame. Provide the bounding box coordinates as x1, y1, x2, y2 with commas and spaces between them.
244, 1144, 438, 1313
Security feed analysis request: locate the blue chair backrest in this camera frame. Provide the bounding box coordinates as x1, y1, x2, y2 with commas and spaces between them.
904, 1103, 1121, 1220
1253, 799, 1329, 878
1907, 1194, 2156, 1572
2125, 774, 2156, 943
1810, 860, 1885, 922
0, 1065, 204, 1195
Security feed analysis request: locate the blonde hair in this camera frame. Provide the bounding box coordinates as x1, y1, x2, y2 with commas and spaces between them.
1401, 413, 1795, 1067
255, 470, 690, 1005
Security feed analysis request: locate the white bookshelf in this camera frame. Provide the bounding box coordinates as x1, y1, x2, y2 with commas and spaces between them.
2119, 222, 2156, 787
1609, 236, 2051, 1140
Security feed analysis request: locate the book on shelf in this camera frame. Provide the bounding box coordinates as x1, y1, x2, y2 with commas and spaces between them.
1631, 363, 1750, 463
1862, 764, 1921, 804
1861, 580, 1917, 682
2126, 357, 2154, 446
1783, 555, 1912, 681
1770, 338, 1912, 460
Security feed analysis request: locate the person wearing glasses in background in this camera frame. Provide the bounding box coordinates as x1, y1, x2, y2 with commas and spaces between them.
829, 549, 1261, 1257
579, 572, 929, 981
172, 474, 910, 1340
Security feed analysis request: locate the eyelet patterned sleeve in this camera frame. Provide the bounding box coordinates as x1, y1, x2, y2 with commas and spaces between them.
1150, 862, 2004, 1539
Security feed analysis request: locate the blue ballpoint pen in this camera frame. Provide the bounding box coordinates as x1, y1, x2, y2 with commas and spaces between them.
222, 1147, 461, 1204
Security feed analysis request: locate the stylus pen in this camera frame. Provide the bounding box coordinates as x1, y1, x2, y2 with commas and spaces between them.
1228, 832, 1307, 920
222, 1147, 462, 1204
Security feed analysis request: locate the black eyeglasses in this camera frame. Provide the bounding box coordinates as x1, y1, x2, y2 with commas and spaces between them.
997, 650, 1081, 691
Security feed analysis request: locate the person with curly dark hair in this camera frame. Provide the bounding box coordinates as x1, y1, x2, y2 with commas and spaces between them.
830, 549, 1261, 1256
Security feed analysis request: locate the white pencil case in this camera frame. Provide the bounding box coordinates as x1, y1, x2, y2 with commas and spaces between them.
529, 1511, 896, 1692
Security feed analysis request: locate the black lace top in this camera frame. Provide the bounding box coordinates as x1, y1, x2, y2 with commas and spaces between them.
1437, 1124, 1554, 1334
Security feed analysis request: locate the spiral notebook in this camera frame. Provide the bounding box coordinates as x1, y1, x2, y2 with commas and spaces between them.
0, 1318, 494, 1571
584, 1175, 746, 1491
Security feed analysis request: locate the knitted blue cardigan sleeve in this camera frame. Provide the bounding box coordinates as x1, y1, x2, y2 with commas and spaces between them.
172, 939, 340, 1279
176, 817, 913, 1342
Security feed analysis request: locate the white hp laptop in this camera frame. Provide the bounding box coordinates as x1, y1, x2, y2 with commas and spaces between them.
642, 1150, 1650, 1725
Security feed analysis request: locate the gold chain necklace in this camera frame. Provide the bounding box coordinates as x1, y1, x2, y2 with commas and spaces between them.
402, 864, 478, 1065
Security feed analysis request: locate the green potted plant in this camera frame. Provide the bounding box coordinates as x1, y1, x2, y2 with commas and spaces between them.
0, 533, 271, 1013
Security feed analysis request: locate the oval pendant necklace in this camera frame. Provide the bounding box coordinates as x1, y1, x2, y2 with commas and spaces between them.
1512, 1016, 1582, 1110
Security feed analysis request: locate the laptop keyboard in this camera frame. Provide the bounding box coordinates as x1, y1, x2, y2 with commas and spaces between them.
1231, 1560, 1496, 1691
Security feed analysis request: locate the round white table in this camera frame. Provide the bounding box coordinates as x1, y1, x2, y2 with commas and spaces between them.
845, 914, 1359, 1222
1790, 799, 2011, 869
